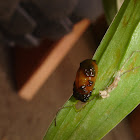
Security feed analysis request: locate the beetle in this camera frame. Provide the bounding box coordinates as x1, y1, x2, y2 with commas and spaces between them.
55, 51, 140, 126
54, 59, 98, 126
73, 59, 98, 102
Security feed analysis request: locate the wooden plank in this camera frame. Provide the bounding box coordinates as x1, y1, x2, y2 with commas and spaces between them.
14, 19, 90, 100
129, 105, 140, 140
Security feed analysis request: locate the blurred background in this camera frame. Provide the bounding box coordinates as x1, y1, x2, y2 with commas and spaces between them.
0, 0, 139, 140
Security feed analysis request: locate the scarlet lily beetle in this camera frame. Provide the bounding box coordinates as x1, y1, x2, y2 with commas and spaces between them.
55, 51, 140, 126
73, 59, 98, 102
54, 59, 97, 126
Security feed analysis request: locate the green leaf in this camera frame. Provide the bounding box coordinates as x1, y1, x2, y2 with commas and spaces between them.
102, 0, 118, 24
44, 0, 140, 139
102, 0, 124, 25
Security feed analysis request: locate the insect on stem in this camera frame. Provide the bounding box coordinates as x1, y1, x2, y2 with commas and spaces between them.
54, 59, 98, 126
54, 51, 140, 126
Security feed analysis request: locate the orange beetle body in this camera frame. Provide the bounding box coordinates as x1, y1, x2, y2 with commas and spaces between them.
73, 59, 98, 102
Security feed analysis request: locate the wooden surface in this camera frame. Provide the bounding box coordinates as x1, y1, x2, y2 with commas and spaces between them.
14, 19, 90, 100
129, 105, 140, 140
